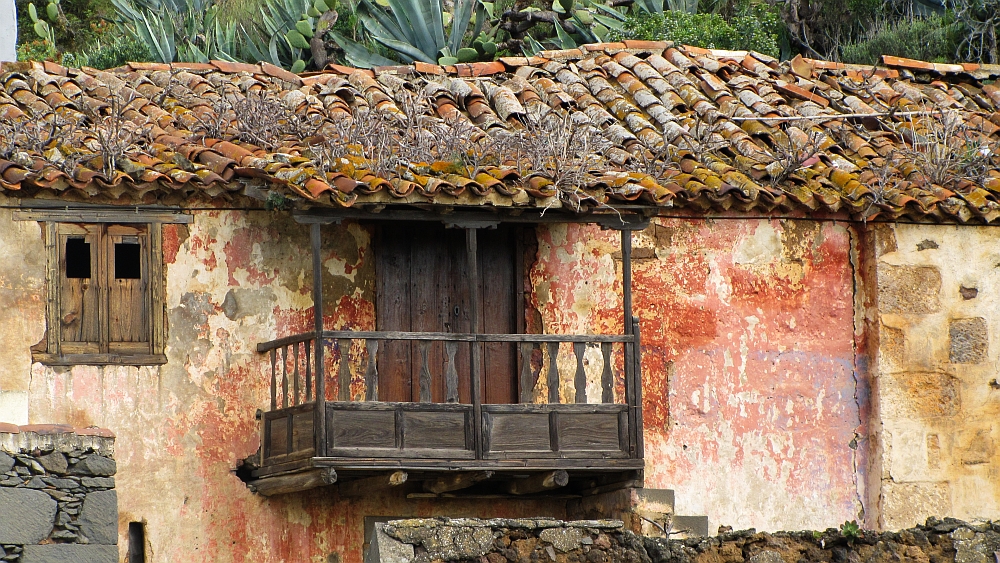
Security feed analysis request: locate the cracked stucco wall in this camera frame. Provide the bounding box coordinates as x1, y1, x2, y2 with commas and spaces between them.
869, 224, 1000, 529
531, 218, 863, 533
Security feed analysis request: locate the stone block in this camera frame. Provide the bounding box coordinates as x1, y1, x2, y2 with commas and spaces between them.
881, 372, 959, 420
671, 516, 709, 537
70, 455, 116, 477
882, 480, 950, 530
21, 544, 118, 563
0, 487, 57, 543
37, 452, 67, 475
81, 477, 115, 489
365, 523, 414, 563
79, 490, 118, 545
0, 451, 13, 474
878, 265, 942, 314
950, 318, 988, 364
540, 527, 585, 552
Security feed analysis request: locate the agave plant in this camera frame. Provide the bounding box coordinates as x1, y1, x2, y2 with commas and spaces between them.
109, 0, 239, 63
331, 0, 486, 67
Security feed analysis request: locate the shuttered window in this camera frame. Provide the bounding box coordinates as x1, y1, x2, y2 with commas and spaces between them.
33, 222, 166, 365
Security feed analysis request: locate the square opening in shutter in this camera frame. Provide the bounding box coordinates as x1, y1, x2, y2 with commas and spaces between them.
115, 240, 142, 279
65, 237, 91, 279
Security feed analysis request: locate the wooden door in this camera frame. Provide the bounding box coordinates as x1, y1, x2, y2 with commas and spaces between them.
58, 224, 101, 354
376, 223, 518, 404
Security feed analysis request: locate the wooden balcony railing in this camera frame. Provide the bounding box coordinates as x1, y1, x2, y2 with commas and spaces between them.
256, 323, 643, 469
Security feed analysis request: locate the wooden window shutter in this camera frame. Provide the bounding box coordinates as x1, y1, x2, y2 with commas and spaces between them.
105, 224, 150, 354
57, 223, 101, 354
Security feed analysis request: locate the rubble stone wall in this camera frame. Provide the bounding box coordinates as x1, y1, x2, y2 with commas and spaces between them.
368, 517, 1000, 563
0, 425, 118, 563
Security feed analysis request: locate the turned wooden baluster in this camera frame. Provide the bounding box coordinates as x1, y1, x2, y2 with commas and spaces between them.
519, 342, 533, 403
281, 346, 289, 409
419, 341, 432, 403
365, 339, 379, 401
292, 343, 300, 406
338, 338, 352, 401
601, 342, 613, 404
547, 342, 560, 404
304, 340, 312, 402
444, 341, 459, 403
269, 349, 277, 410
573, 342, 586, 404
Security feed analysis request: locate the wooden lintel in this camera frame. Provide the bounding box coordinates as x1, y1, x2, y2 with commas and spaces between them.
249, 467, 337, 496
505, 470, 569, 495
338, 471, 408, 498
423, 471, 494, 494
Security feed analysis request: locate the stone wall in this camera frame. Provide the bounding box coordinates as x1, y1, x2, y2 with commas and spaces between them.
366, 518, 646, 563
866, 224, 1000, 528
367, 517, 1000, 563
0, 424, 118, 563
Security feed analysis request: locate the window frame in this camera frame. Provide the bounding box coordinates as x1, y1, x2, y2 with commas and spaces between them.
17, 206, 190, 366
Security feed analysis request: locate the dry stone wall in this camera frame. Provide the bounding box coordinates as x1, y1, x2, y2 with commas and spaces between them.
366, 517, 1000, 563
0, 424, 118, 563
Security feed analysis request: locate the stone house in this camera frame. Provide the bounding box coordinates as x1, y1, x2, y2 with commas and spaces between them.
0, 42, 999, 562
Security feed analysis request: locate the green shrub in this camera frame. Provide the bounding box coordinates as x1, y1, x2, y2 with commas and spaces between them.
80, 32, 154, 69
16, 0, 118, 53
840, 14, 960, 65
16, 38, 57, 61
612, 0, 780, 57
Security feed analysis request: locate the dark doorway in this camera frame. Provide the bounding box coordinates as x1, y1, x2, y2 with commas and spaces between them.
375, 223, 519, 404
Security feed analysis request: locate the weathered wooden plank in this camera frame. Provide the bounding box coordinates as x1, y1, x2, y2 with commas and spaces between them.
403, 411, 468, 450
418, 341, 432, 403
291, 411, 314, 453
329, 409, 395, 448
270, 350, 277, 411
292, 343, 300, 406
304, 340, 312, 402
107, 228, 149, 347
338, 338, 352, 402
573, 342, 586, 404
601, 342, 613, 404
444, 341, 459, 403
291, 207, 649, 229
547, 342, 560, 404
311, 223, 326, 456
14, 208, 193, 224
519, 342, 534, 403
466, 228, 484, 460
423, 471, 494, 494
632, 317, 644, 460
505, 470, 568, 495
258, 331, 317, 353
365, 339, 379, 402
482, 403, 626, 414
318, 331, 631, 343
486, 413, 549, 451
281, 346, 289, 409
249, 467, 337, 496
557, 413, 621, 451
337, 471, 408, 498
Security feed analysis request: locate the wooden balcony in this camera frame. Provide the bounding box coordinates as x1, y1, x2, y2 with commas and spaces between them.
248, 327, 645, 497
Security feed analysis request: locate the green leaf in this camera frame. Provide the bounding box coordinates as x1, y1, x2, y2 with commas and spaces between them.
46, 2, 59, 22
28, 3, 38, 23
591, 3, 625, 21
314, 0, 330, 10
592, 12, 623, 30
457, 46, 478, 62
296, 20, 315, 37
286, 29, 311, 48
553, 19, 576, 49
438, 55, 458, 65
329, 30, 400, 67
291, 58, 306, 72
448, 0, 477, 54
523, 33, 545, 55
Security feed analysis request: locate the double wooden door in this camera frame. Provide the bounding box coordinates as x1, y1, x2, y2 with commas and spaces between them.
375, 223, 519, 404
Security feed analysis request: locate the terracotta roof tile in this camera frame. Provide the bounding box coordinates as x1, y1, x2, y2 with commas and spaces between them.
2, 44, 1000, 222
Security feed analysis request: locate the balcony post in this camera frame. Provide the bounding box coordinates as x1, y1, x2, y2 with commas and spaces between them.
312, 223, 327, 457
466, 228, 484, 460
621, 229, 638, 458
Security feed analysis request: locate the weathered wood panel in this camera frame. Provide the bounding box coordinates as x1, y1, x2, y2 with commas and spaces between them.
556, 413, 621, 451
267, 417, 288, 458
486, 412, 550, 451
330, 410, 395, 448
291, 412, 314, 453
404, 411, 467, 450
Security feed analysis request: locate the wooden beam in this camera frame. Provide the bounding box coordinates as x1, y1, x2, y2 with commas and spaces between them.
338, 471, 408, 498
576, 478, 643, 497
311, 223, 327, 457
505, 470, 569, 495
467, 228, 484, 460
423, 471, 494, 494
249, 467, 337, 496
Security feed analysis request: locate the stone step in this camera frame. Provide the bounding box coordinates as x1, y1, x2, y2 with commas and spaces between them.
670, 515, 710, 538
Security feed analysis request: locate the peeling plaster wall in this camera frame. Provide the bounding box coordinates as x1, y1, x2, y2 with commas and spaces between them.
6, 208, 563, 563
531, 219, 862, 533
870, 224, 1000, 529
